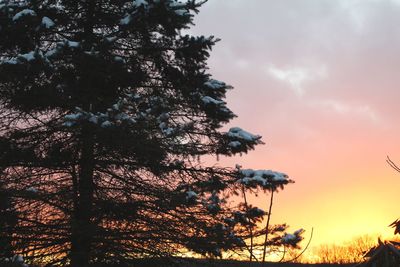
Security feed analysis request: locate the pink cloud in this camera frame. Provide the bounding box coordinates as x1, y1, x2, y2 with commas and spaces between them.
191, 0, 400, 248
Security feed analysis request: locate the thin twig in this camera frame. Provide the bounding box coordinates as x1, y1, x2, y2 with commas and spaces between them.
387, 156, 400, 173
262, 190, 275, 263
241, 185, 257, 262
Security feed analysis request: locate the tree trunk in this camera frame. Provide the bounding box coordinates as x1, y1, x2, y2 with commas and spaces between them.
70, 1, 96, 265
70, 128, 95, 267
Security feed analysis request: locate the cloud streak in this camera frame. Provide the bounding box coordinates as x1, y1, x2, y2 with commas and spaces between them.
267, 64, 327, 96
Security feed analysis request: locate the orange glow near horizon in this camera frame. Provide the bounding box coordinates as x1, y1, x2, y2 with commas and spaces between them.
219, 151, 400, 251
191, 0, 400, 253
217, 137, 400, 249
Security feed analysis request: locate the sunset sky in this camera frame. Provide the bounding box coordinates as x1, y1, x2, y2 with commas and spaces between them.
191, 0, 400, 249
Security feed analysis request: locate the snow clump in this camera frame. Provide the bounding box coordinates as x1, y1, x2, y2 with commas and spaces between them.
201, 96, 225, 105
204, 79, 227, 90
26, 187, 38, 193
281, 229, 304, 247
238, 169, 290, 190
41, 16, 55, 28
13, 9, 36, 21
186, 190, 197, 200
227, 127, 261, 142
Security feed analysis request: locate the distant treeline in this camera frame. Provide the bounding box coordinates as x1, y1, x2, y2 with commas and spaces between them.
93, 258, 354, 267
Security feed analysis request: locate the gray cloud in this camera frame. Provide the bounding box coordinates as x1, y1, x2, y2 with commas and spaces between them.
192, 0, 400, 126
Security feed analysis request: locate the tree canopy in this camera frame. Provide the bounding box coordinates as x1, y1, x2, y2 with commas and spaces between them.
0, 1, 301, 266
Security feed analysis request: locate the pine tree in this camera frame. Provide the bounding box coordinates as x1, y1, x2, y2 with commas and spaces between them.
0, 1, 301, 266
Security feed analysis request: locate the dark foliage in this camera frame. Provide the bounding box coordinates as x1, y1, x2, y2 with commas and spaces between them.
0, 1, 298, 266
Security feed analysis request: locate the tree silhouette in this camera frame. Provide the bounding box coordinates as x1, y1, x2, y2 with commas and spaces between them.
0, 1, 301, 266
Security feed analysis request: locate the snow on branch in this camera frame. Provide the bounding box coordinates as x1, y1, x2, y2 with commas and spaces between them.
228, 127, 261, 142
237, 168, 292, 190
41, 16, 55, 29
62, 98, 138, 128
204, 79, 230, 91
12, 9, 36, 21
281, 229, 304, 248
0, 49, 48, 65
